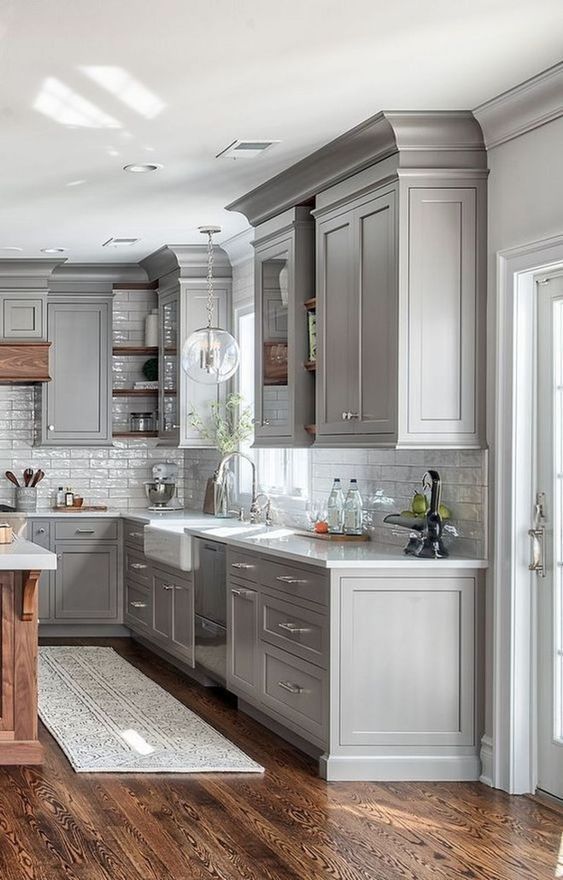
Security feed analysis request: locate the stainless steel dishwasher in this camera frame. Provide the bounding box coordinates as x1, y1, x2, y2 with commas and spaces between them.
194, 538, 227, 684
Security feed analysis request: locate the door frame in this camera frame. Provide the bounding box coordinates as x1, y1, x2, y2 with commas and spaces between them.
492, 232, 563, 793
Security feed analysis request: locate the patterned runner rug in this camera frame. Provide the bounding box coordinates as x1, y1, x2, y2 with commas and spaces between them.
39, 646, 264, 774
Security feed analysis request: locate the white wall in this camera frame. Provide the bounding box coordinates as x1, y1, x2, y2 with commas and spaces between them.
481, 106, 563, 776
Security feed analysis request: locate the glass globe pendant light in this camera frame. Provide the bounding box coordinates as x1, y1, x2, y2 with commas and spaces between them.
181, 225, 240, 384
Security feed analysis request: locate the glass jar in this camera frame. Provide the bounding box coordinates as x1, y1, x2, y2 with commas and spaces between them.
130, 412, 155, 433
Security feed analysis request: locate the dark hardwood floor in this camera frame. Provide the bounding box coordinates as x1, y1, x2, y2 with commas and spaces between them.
0, 637, 559, 880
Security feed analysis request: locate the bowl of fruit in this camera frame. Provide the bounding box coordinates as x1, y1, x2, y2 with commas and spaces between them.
383, 489, 451, 531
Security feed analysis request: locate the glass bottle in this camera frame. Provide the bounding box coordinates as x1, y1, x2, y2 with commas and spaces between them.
343, 479, 363, 535
327, 478, 344, 533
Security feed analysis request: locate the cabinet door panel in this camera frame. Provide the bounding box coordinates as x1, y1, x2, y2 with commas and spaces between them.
356, 192, 397, 436
407, 188, 476, 437
3, 298, 44, 339
172, 581, 194, 664
152, 572, 173, 641
317, 212, 357, 436
339, 576, 475, 747
54, 543, 118, 620
43, 301, 111, 445
227, 583, 258, 698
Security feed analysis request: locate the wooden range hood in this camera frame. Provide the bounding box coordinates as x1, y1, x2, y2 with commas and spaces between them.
0, 342, 51, 383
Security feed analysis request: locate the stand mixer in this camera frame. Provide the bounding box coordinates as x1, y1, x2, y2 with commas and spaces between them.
144, 461, 179, 511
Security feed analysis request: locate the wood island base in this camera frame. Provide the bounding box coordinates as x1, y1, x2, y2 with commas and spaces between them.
0, 570, 44, 765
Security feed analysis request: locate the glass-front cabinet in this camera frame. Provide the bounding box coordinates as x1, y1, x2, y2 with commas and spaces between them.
157, 277, 231, 447
254, 207, 315, 447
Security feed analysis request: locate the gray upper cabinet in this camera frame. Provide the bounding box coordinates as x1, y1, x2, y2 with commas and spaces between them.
254, 207, 315, 447
2, 295, 45, 339
314, 174, 485, 448
228, 111, 487, 450
41, 297, 112, 446
316, 188, 397, 442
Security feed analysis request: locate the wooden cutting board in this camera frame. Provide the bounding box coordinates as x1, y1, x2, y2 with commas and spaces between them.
52, 505, 108, 512
294, 530, 370, 542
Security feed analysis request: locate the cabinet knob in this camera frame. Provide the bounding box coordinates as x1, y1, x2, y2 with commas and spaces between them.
48, 425, 55, 431
37, 528, 45, 534
341, 411, 349, 421
263, 419, 270, 426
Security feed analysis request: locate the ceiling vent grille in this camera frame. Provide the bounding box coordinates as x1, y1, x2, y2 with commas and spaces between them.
102, 237, 139, 248
216, 139, 280, 159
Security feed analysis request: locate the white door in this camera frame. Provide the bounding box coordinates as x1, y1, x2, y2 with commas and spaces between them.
536, 273, 563, 799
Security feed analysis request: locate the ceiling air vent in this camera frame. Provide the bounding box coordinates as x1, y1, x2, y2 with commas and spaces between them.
216, 139, 280, 160
102, 237, 139, 248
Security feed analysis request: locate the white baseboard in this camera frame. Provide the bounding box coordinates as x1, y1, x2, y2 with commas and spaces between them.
320, 754, 482, 782
479, 735, 493, 787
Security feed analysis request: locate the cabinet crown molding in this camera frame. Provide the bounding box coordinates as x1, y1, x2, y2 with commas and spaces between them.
474, 61, 563, 149
0, 257, 66, 290
226, 110, 486, 227
140, 244, 232, 283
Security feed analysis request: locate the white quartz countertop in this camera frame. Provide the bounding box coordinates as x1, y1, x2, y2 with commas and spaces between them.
22, 510, 487, 570
182, 523, 488, 570
0, 537, 57, 570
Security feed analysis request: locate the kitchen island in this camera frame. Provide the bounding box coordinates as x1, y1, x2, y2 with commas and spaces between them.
0, 538, 57, 764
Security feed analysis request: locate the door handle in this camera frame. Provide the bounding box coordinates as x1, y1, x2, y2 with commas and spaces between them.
277, 621, 312, 634
130, 563, 147, 570
162, 584, 175, 591
277, 680, 304, 694
129, 601, 147, 609
529, 491, 547, 578
275, 575, 307, 584
231, 562, 254, 570
75, 529, 95, 534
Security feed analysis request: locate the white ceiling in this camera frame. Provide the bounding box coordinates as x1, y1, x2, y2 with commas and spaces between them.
0, 0, 561, 263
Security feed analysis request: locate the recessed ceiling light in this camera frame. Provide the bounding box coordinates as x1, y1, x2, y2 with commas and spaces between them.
41, 247, 66, 254
0, 246, 23, 252
123, 163, 161, 173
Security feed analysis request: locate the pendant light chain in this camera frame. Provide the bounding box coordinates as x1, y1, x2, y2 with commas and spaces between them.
206, 229, 215, 330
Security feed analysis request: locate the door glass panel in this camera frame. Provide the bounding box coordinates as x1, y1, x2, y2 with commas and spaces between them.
260, 257, 288, 429
162, 298, 178, 433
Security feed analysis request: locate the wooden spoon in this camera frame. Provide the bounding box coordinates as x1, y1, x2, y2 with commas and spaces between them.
30, 470, 45, 488
23, 468, 34, 487
5, 471, 20, 488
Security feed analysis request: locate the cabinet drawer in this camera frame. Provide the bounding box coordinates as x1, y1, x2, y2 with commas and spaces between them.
260, 591, 328, 668
31, 520, 51, 544
261, 559, 328, 606
123, 521, 145, 549
54, 519, 118, 541
124, 547, 151, 588
227, 549, 259, 583
125, 581, 152, 631
260, 643, 327, 742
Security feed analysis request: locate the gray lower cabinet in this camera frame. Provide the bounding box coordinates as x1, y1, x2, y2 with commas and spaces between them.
54, 542, 118, 620
41, 297, 112, 446
226, 546, 484, 781
150, 567, 195, 666
227, 580, 259, 699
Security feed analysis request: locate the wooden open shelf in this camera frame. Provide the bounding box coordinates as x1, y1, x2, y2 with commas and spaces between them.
112, 431, 158, 439
304, 360, 316, 372
304, 298, 317, 310
112, 346, 158, 356
113, 388, 158, 397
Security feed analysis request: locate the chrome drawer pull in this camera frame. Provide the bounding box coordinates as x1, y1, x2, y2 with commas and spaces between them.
277, 622, 312, 634
232, 588, 253, 599
277, 680, 304, 695
75, 529, 95, 534
162, 584, 175, 591
129, 601, 147, 609
275, 575, 307, 584
129, 531, 143, 538
231, 562, 254, 569
130, 563, 147, 570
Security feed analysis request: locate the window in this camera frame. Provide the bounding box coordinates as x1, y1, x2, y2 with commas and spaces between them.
235, 304, 309, 502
